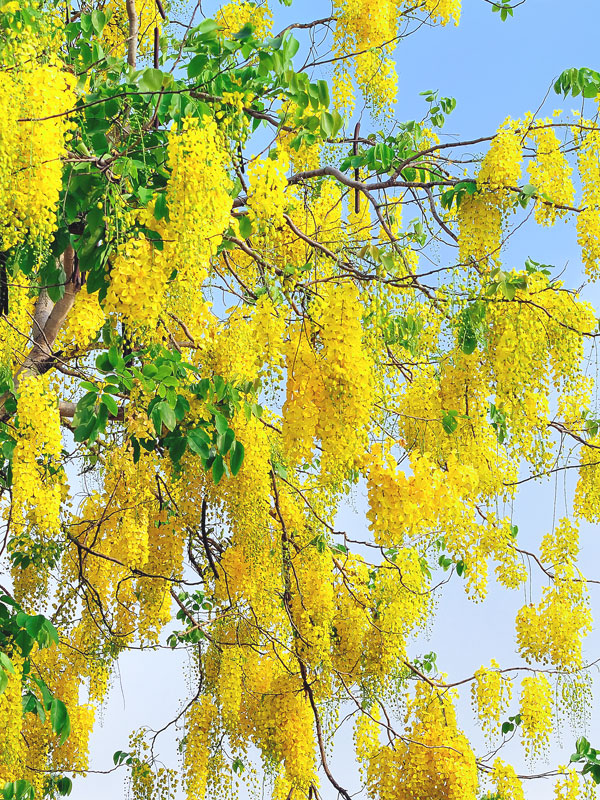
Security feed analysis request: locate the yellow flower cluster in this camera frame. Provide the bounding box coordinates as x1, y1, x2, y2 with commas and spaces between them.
527, 122, 574, 225
247, 152, 289, 231
458, 120, 522, 267
362, 546, 432, 682
331, 0, 399, 115
574, 435, 600, 522
519, 673, 553, 758
16, 639, 97, 790
457, 191, 502, 269
104, 235, 170, 330
252, 673, 317, 791
364, 682, 478, 800
363, 446, 485, 580
0, 0, 64, 66
0, 654, 25, 786
487, 272, 595, 472
576, 125, 600, 279
216, 0, 273, 38
0, 276, 34, 372
481, 515, 527, 590
0, 66, 75, 249
290, 537, 335, 669
477, 121, 522, 194
472, 660, 512, 739
488, 758, 525, 800
127, 730, 178, 800
67, 444, 187, 649
102, 0, 163, 59
554, 767, 581, 800
137, 510, 186, 644
11, 374, 63, 601
283, 284, 373, 479
166, 117, 233, 320
419, 0, 461, 25
516, 519, 591, 670
208, 296, 285, 385
57, 285, 106, 352
354, 707, 381, 782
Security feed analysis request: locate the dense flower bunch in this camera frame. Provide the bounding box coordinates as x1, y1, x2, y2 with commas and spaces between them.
0, 276, 34, 372
527, 122, 575, 225
419, 0, 461, 25
574, 435, 600, 522
519, 673, 553, 758
0, 66, 75, 249
364, 682, 478, 800
330, 0, 400, 115
216, 0, 273, 38
575, 124, 600, 278
477, 120, 523, 194
488, 759, 525, 800
165, 117, 233, 325
56, 285, 106, 352
0, 654, 25, 786
516, 519, 591, 669
10, 375, 63, 602
102, 0, 163, 58
283, 284, 373, 479
554, 767, 582, 800
104, 236, 170, 329
331, 0, 459, 114
457, 192, 503, 268
184, 697, 217, 800
471, 660, 512, 739
486, 271, 595, 471
247, 152, 289, 231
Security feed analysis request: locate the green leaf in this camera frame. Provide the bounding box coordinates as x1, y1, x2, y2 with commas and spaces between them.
212, 454, 225, 484
187, 53, 208, 79
214, 412, 229, 435
168, 435, 187, 463
100, 393, 119, 417
0, 653, 14, 675
320, 111, 335, 138
187, 428, 210, 458
217, 428, 235, 455
56, 777, 73, 796
2, 780, 35, 800
50, 698, 71, 745
272, 461, 287, 479
90, 9, 106, 34
158, 401, 177, 432
577, 736, 591, 755
113, 750, 133, 766
139, 68, 165, 93
230, 440, 245, 476
441, 410, 459, 435
238, 215, 253, 239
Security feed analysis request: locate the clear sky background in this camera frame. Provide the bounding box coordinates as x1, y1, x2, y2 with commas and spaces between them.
82, 2, 600, 798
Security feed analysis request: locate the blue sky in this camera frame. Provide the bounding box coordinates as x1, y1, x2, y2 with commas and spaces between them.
83, 2, 600, 798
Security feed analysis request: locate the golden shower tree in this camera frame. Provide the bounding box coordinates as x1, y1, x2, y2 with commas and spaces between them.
1, 0, 600, 798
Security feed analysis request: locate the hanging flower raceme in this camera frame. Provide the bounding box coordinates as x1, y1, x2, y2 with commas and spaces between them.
526, 122, 575, 226
575, 124, 600, 279
247, 151, 289, 231
216, 0, 273, 38
104, 235, 170, 331
10, 374, 64, 604
519, 673, 553, 758
0, 66, 75, 250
